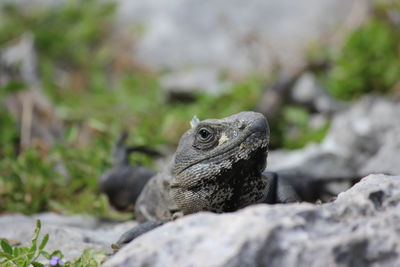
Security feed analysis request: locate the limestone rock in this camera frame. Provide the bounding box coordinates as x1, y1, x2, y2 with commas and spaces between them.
268, 97, 400, 179
117, 0, 369, 75
1, 0, 372, 94
161, 68, 231, 101
104, 174, 400, 267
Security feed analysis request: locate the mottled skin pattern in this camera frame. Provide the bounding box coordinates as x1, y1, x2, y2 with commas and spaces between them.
170, 112, 269, 215
134, 112, 274, 222
116, 111, 299, 247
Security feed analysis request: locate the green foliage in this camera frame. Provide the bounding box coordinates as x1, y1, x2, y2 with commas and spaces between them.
0, 220, 106, 267
0, 141, 132, 218
0, 0, 116, 102
280, 106, 330, 149
0, 0, 130, 216
0, 220, 55, 266
0, 0, 328, 217
0, 110, 18, 157
158, 76, 264, 144
0, 80, 26, 157
0, 22, 263, 218
325, 3, 400, 99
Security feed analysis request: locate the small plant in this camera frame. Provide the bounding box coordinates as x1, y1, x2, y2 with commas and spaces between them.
324, 2, 400, 100
0, 220, 106, 267
0, 220, 58, 267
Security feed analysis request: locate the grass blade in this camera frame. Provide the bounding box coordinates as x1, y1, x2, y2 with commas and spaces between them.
0, 240, 13, 255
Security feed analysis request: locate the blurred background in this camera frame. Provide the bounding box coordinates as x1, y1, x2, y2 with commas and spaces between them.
0, 0, 399, 219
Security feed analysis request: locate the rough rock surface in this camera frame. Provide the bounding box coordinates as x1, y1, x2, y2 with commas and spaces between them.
104, 174, 400, 267
268, 97, 400, 179
0, 213, 136, 261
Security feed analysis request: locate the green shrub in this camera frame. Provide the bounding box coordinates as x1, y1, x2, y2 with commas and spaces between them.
326, 3, 400, 99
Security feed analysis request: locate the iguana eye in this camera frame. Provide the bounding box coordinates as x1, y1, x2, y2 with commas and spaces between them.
197, 128, 213, 142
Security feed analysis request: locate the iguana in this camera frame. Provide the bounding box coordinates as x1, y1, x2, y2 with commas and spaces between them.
100, 132, 162, 211
111, 111, 300, 248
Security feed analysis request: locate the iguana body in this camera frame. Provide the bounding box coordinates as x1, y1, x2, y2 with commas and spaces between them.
100, 132, 161, 211
111, 112, 301, 247
134, 112, 298, 223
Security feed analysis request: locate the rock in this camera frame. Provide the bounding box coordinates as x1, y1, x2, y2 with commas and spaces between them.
1, 33, 39, 85
255, 65, 305, 119
125, 0, 371, 94
290, 72, 344, 114
4, 0, 370, 77
0, 212, 137, 261
360, 131, 400, 176
103, 174, 400, 267
160, 68, 231, 101
2, 0, 372, 94
117, 0, 370, 75
255, 62, 336, 119
268, 97, 400, 180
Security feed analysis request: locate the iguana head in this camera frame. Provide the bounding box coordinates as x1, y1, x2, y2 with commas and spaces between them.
170, 111, 269, 215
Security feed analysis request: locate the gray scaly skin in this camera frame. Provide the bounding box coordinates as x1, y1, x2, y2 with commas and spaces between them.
170, 111, 270, 215
115, 111, 299, 247
100, 132, 161, 211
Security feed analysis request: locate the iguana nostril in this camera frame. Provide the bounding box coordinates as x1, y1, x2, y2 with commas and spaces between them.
250, 118, 268, 134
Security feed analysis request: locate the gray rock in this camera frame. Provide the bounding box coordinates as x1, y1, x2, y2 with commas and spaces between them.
117, 0, 369, 75
0, 212, 136, 261
268, 97, 400, 179
118, 0, 370, 93
1, 33, 39, 85
103, 174, 400, 267
161, 68, 231, 100
2, 0, 372, 94
290, 72, 344, 114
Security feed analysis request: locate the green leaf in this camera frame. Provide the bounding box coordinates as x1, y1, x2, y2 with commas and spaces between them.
35, 220, 41, 234
27, 246, 36, 261
0, 251, 13, 259
32, 262, 45, 267
39, 234, 49, 250
31, 220, 41, 248
13, 246, 23, 256
0, 240, 13, 255
40, 250, 51, 259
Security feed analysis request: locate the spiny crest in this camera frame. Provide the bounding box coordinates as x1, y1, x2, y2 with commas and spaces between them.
190, 115, 200, 128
